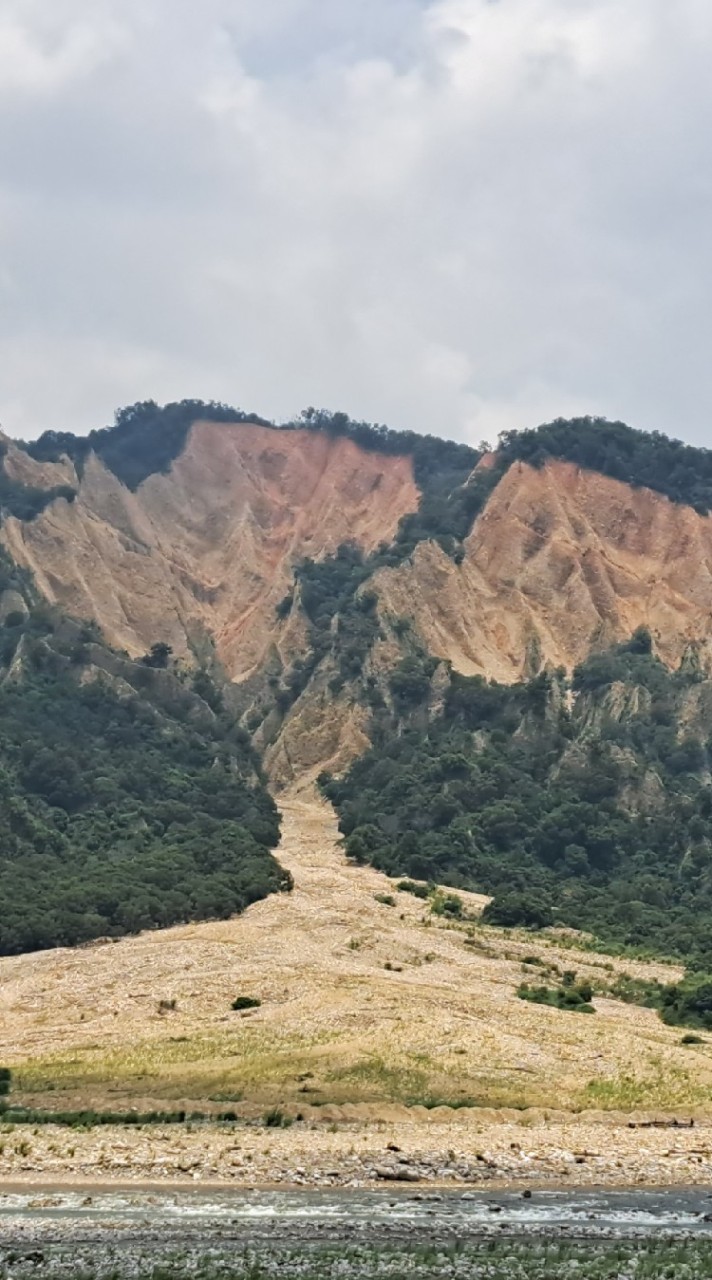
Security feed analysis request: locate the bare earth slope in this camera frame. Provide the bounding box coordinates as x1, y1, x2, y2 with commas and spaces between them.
1, 423, 418, 680
375, 459, 712, 681
0, 792, 701, 1114
6, 433, 712, 697
2, 793, 712, 1189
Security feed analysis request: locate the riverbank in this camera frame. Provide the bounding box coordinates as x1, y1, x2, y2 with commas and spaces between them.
2, 1110, 712, 1191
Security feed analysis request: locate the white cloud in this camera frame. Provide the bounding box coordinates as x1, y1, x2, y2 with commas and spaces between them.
0, 1, 130, 95
0, 0, 711, 444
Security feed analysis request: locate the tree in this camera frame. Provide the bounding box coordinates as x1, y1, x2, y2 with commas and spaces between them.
142, 642, 172, 669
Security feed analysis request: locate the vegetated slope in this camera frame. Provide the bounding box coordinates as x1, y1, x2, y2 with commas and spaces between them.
0, 556, 285, 956
322, 629, 712, 967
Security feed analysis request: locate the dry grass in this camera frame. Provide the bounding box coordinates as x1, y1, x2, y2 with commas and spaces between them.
1, 791, 709, 1117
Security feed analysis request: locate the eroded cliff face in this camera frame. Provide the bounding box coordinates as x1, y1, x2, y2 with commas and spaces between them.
6, 425, 712, 784
0, 421, 419, 681
373, 458, 712, 682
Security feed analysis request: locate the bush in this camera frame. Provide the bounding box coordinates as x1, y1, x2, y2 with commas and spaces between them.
263, 1108, 293, 1128
0, 1067, 10, 1097
374, 892, 395, 907
517, 981, 595, 1014
681, 1033, 705, 1045
231, 996, 262, 1011
483, 893, 554, 930
659, 975, 712, 1030
431, 891, 465, 918
397, 879, 430, 900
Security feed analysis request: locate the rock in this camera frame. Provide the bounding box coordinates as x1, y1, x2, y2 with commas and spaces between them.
373, 1165, 422, 1182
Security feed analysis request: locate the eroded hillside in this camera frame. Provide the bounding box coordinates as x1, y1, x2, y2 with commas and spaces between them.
373, 458, 712, 682
1, 421, 419, 680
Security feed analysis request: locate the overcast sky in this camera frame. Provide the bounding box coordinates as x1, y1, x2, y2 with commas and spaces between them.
1, 0, 711, 445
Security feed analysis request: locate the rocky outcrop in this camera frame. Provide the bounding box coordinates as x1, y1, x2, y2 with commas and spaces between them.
1, 421, 419, 680
374, 459, 712, 681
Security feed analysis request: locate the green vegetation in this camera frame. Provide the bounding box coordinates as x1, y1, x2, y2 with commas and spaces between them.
0, 590, 286, 955
22, 400, 478, 497
323, 631, 712, 969
658, 973, 712, 1030
23, 400, 270, 490
517, 971, 596, 1014
11, 1238, 712, 1280
231, 996, 262, 1011
0, 1104, 240, 1127
262, 1107, 293, 1128
0, 441, 75, 523
396, 879, 429, 899
501, 414, 712, 514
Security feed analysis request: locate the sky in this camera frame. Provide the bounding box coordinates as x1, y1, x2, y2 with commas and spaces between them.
1, 0, 711, 446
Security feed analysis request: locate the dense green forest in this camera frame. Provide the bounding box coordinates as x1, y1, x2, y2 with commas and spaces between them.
0, 578, 286, 955
499, 416, 712, 514
322, 631, 712, 967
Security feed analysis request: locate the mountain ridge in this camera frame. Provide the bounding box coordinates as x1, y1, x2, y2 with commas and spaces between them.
3, 405, 712, 973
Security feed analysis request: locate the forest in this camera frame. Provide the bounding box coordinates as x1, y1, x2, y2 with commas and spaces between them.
0, 584, 286, 955
322, 631, 712, 969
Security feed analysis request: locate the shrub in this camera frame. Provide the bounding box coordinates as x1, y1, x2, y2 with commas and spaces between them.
397, 879, 429, 900
0, 1067, 10, 1097
231, 996, 262, 1011
681, 1033, 705, 1045
263, 1108, 293, 1128
431, 891, 464, 918
374, 892, 395, 907
517, 981, 595, 1014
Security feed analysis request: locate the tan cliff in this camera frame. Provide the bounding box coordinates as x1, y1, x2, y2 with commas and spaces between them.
374, 458, 712, 682
1, 421, 418, 681
6, 424, 712, 784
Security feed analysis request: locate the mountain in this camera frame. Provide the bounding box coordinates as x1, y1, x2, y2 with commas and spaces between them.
3, 402, 712, 981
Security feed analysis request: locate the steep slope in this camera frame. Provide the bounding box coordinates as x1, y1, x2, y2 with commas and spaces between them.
373, 458, 712, 683
1, 421, 419, 680
6, 407, 712, 965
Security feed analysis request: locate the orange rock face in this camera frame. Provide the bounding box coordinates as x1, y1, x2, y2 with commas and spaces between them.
1, 421, 419, 679
5, 426, 712, 706
374, 459, 712, 680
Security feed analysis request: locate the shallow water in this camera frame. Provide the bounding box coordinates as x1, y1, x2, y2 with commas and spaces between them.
3, 1185, 712, 1238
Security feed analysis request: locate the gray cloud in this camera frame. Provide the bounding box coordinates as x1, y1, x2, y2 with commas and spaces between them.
0, 0, 711, 444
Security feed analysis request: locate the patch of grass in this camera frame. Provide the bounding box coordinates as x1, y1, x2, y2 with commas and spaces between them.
580, 1059, 709, 1110
11, 1026, 340, 1104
